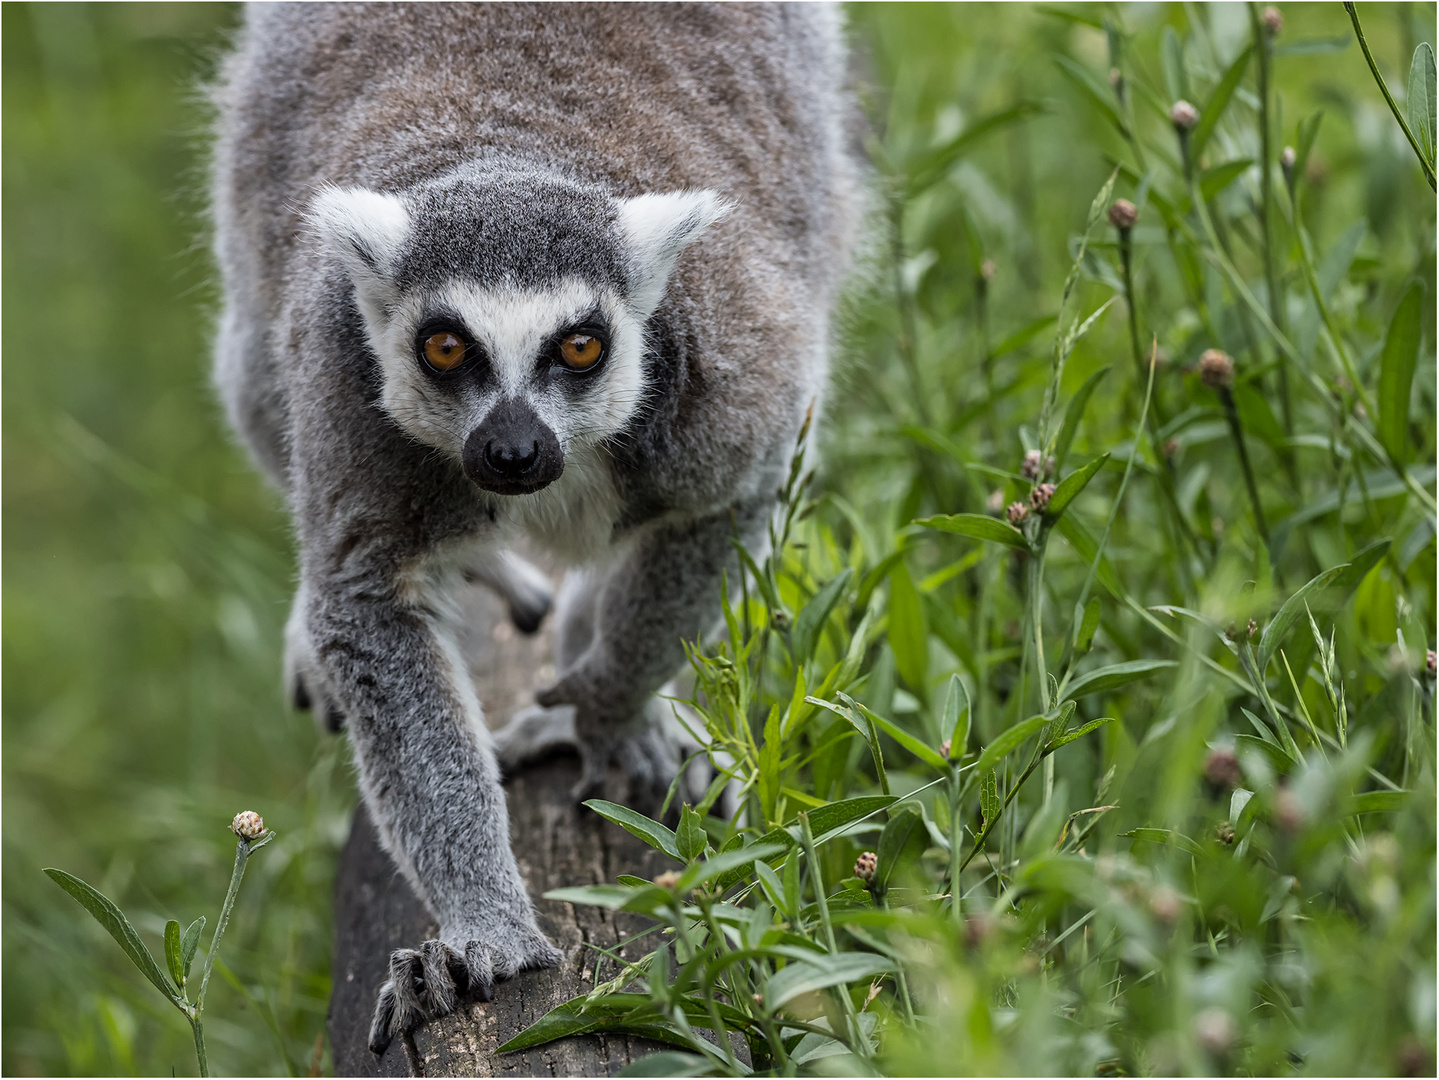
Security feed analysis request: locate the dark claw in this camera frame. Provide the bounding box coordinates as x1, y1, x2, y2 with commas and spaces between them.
369, 980, 397, 1055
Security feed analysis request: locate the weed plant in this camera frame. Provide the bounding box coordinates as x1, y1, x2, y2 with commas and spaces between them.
2, 3, 1434, 1077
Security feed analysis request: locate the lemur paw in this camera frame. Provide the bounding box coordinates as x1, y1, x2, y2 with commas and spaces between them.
367, 930, 562, 1055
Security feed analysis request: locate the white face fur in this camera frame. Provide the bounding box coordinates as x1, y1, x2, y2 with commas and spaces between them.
306, 183, 729, 542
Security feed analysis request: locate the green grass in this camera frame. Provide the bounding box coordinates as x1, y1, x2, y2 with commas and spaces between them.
3, 3, 1434, 1076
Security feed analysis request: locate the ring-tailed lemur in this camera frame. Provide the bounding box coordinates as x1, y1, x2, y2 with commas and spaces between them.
211, 2, 857, 1051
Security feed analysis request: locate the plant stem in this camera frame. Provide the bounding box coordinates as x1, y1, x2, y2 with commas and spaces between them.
1250, 3, 1294, 440
199, 839, 254, 1014
797, 813, 869, 1060
191, 1018, 208, 1079
1344, 2, 1437, 190
1218, 386, 1271, 550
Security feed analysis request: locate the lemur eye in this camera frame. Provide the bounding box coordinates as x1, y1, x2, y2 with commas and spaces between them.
421, 330, 469, 372
558, 333, 604, 371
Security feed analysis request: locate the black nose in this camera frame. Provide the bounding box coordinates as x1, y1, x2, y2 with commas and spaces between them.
463, 399, 564, 495
484, 437, 539, 477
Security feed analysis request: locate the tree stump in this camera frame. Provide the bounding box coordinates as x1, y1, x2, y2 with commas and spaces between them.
327, 584, 673, 1077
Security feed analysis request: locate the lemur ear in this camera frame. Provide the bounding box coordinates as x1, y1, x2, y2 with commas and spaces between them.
616, 190, 733, 317
308, 185, 411, 320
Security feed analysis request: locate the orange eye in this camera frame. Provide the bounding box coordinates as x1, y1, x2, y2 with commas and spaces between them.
421, 330, 468, 372
558, 333, 604, 370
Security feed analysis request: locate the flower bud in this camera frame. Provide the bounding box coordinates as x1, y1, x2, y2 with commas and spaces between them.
1427, 649, 1436, 676
986, 488, 1006, 514
1162, 437, 1181, 459
1261, 6, 1283, 37
1198, 348, 1234, 390
1169, 99, 1199, 131
1204, 747, 1242, 789
653, 870, 681, 889
1149, 884, 1182, 925
939, 738, 952, 759
980, 259, 996, 281
1247, 618, 1259, 640
1029, 482, 1056, 513
1007, 501, 1029, 526
854, 851, 877, 883
1022, 449, 1043, 479
231, 811, 266, 841
1108, 198, 1139, 231
1216, 821, 1236, 845
1193, 1007, 1238, 1056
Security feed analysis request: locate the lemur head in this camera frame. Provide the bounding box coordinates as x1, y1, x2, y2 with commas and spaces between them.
308, 164, 730, 496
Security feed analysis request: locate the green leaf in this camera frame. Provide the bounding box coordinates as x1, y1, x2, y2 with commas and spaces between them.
875, 803, 926, 890
677, 805, 707, 862
1054, 366, 1111, 470
763, 952, 896, 1011
886, 560, 928, 692
678, 844, 787, 894
754, 859, 788, 915
1293, 111, 1324, 187
1353, 790, 1410, 814
620, 1052, 716, 1077
1045, 716, 1116, 754
792, 567, 853, 663
943, 674, 970, 759
1377, 281, 1425, 465
906, 101, 1047, 196
1190, 45, 1254, 163
1122, 827, 1203, 856
44, 868, 177, 1002
915, 513, 1030, 550
1054, 56, 1127, 136
1044, 453, 1110, 521
583, 800, 681, 860
1064, 659, 1177, 700
1074, 597, 1102, 655
980, 769, 1001, 829
1257, 540, 1390, 668
856, 703, 950, 771
976, 712, 1053, 774
1235, 733, 1294, 773
1162, 26, 1189, 100
164, 919, 183, 990
180, 917, 204, 981
496, 994, 731, 1055
1408, 42, 1436, 166
804, 794, 900, 839
1198, 158, 1254, 201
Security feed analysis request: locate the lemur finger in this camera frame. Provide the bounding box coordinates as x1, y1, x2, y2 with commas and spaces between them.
368, 980, 398, 1055
387, 948, 427, 1023
463, 940, 495, 1001
417, 940, 457, 1017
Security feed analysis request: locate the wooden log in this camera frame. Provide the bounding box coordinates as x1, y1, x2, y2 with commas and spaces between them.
326, 584, 673, 1077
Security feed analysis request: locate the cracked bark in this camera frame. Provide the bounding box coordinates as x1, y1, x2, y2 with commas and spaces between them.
327, 583, 673, 1077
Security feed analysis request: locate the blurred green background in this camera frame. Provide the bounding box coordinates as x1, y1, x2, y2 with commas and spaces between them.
2, 2, 1433, 1076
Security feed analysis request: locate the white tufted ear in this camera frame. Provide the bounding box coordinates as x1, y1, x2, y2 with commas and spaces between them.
616, 190, 732, 318
308, 185, 411, 324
